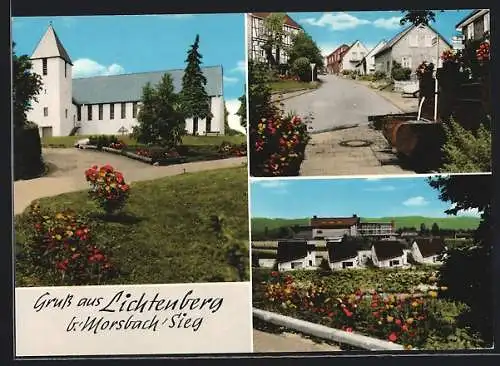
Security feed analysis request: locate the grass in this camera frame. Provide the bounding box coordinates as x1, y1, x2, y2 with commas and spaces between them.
15, 166, 250, 286
269, 80, 320, 93
42, 134, 246, 148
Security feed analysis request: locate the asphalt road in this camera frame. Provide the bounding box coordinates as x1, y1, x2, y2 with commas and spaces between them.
282, 75, 402, 133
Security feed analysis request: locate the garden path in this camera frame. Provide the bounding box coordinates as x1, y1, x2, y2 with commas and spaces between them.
14, 148, 246, 214
253, 330, 341, 352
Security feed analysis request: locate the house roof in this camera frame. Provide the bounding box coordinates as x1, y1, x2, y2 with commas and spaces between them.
310, 216, 360, 229
71, 65, 223, 105
372, 240, 406, 261
276, 240, 314, 263
413, 237, 445, 257
455, 9, 488, 29
31, 24, 73, 65
326, 44, 349, 59
327, 241, 359, 263
374, 23, 452, 58
250, 13, 302, 29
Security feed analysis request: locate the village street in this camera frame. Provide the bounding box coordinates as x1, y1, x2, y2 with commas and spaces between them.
281, 74, 402, 132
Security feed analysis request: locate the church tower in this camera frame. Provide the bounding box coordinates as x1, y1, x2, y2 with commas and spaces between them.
27, 23, 74, 137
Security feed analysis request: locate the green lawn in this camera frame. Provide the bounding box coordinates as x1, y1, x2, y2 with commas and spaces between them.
15, 166, 249, 286
269, 80, 320, 93
42, 134, 246, 148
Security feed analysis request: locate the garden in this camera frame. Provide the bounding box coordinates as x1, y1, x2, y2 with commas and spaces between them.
253, 267, 487, 350
15, 165, 250, 286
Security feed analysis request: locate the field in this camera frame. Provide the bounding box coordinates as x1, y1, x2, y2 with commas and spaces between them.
15, 167, 249, 286
251, 216, 481, 235
42, 134, 247, 148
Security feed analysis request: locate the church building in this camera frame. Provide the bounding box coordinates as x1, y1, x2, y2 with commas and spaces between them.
27, 24, 226, 137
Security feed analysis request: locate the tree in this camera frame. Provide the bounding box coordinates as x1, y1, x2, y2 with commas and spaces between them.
419, 223, 427, 234
248, 60, 278, 124
399, 10, 442, 26
180, 34, 212, 135
262, 13, 287, 67
133, 74, 185, 147
431, 222, 440, 235
236, 93, 247, 129
12, 42, 43, 129
428, 174, 492, 345
288, 31, 324, 72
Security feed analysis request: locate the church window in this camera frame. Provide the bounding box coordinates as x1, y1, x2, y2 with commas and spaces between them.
121, 103, 126, 119
64, 62, 67, 78
42, 58, 47, 75
43, 107, 48, 117
65, 109, 68, 118
77, 106, 81, 121
132, 102, 138, 118
110, 104, 115, 119
87, 105, 93, 121
98, 104, 103, 120
206, 117, 212, 132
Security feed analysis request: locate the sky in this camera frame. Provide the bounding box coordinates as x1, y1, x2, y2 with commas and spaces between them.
250, 176, 483, 219
12, 14, 246, 133
287, 10, 474, 57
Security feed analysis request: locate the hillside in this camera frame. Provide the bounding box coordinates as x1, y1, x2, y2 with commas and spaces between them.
252, 215, 481, 234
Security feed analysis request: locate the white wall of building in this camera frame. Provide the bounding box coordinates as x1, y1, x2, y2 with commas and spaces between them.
371, 246, 408, 268
410, 242, 442, 265
329, 256, 360, 271
342, 41, 368, 72
278, 249, 317, 271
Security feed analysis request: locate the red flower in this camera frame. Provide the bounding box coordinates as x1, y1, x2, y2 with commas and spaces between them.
271, 271, 278, 277
372, 311, 380, 318
342, 308, 353, 317
328, 312, 334, 318
395, 319, 402, 326
345, 327, 353, 333
401, 325, 408, 332
388, 332, 398, 342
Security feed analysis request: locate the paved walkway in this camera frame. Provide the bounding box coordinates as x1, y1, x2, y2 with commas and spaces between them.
253, 330, 341, 353
14, 148, 246, 215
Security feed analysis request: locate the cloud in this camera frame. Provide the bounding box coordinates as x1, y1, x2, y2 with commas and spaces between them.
223, 75, 239, 84
403, 196, 429, 207
253, 180, 290, 194
300, 12, 370, 31
449, 204, 482, 217
225, 99, 246, 134
373, 16, 402, 30
317, 42, 340, 57
73, 58, 125, 78
231, 60, 246, 73
364, 185, 396, 192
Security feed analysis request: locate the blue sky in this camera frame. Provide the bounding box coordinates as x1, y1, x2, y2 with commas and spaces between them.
12, 14, 246, 132
287, 10, 474, 56
250, 176, 481, 219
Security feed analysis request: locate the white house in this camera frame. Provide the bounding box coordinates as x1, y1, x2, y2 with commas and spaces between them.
371, 241, 408, 268
357, 250, 372, 266
411, 237, 446, 265
276, 240, 317, 271
326, 241, 362, 270
27, 24, 225, 138
355, 40, 387, 75
455, 9, 490, 43
341, 40, 369, 73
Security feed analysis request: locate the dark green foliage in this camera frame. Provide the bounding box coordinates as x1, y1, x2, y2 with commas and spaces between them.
288, 32, 324, 75
180, 34, 212, 123
399, 10, 442, 26
291, 57, 312, 82
440, 117, 491, 173
133, 74, 185, 147
248, 61, 278, 125
429, 174, 492, 345
88, 135, 119, 149
12, 43, 44, 180
262, 13, 287, 67
431, 223, 440, 235
373, 71, 387, 80
236, 93, 247, 129
391, 61, 412, 81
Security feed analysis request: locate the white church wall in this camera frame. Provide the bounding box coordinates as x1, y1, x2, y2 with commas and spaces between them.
78, 102, 139, 136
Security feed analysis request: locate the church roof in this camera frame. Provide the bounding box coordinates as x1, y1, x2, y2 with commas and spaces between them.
72, 65, 223, 105
31, 24, 73, 65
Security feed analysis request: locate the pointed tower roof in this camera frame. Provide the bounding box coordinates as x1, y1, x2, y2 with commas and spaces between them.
31, 23, 72, 65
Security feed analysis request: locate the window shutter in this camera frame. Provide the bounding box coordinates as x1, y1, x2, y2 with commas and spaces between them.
484, 13, 490, 32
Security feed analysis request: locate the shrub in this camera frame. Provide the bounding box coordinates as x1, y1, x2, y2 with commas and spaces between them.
85, 165, 130, 215
250, 113, 310, 176
373, 71, 387, 80
19, 202, 116, 285
291, 57, 312, 82
391, 61, 412, 81
14, 124, 44, 180
88, 135, 119, 150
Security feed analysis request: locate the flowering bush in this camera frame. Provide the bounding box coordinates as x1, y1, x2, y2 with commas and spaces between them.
109, 141, 126, 150
250, 113, 310, 176
258, 271, 483, 349
416, 61, 434, 79
22, 202, 116, 285
85, 164, 130, 214
218, 142, 248, 157
135, 148, 151, 158
441, 49, 460, 64
476, 42, 490, 62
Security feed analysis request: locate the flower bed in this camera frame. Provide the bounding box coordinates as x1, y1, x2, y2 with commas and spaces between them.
79, 135, 247, 165
253, 269, 485, 350
250, 114, 310, 176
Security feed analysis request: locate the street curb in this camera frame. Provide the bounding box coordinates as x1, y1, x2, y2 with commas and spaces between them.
272, 88, 318, 103
309, 124, 360, 135
350, 79, 414, 114
253, 308, 406, 351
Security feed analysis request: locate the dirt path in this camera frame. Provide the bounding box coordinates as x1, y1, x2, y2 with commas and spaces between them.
253, 330, 341, 353
14, 148, 247, 215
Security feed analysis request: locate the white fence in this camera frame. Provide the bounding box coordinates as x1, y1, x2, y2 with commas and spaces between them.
394, 80, 419, 93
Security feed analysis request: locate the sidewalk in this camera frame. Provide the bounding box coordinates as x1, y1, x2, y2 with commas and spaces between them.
253, 330, 341, 353
354, 79, 419, 113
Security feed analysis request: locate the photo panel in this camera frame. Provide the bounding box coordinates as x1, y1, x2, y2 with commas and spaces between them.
250, 173, 493, 352
246, 10, 491, 177
12, 13, 252, 357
